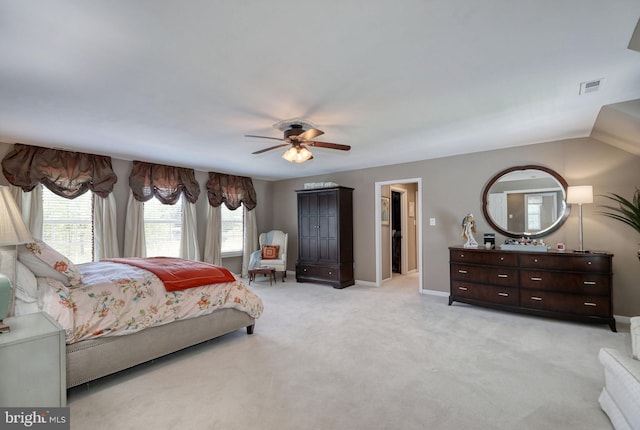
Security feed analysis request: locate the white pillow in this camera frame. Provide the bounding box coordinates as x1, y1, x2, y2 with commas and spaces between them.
18, 247, 70, 286
15, 260, 38, 303
18, 239, 83, 287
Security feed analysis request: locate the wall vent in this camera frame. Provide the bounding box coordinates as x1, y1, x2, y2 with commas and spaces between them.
579, 79, 603, 95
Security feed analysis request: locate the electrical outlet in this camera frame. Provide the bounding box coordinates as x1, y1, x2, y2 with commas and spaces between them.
429, 218, 436, 226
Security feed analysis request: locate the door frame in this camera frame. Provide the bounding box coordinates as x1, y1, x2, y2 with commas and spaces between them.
375, 178, 423, 293
390, 187, 409, 275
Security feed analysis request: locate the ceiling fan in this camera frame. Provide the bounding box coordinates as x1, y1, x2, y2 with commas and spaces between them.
246, 122, 351, 163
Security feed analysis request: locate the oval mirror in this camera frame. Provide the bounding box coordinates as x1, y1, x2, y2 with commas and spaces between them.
482, 165, 571, 238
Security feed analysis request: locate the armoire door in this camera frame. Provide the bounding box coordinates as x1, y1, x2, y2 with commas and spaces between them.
317, 190, 338, 262
297, 192, 318, 262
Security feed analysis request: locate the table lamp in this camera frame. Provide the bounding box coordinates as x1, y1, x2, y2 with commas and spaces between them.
566, 185, 593, 253
0, 186, 33, 333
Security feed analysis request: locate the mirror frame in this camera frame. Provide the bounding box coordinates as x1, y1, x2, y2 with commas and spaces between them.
481, 165, 571, 239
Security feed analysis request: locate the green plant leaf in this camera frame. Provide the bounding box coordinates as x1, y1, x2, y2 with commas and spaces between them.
595, 188, 640, 235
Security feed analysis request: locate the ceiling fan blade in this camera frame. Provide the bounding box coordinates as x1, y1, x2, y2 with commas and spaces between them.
245, 135, 287, 142
252, 143, 290, 154
298, 128, 324, 141
307, 141, 351, 151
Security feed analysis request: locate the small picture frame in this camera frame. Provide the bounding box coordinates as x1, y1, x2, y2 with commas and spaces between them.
381, 196, 390, 225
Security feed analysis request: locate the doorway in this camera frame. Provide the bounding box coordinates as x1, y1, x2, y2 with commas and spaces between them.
375, 178, 423, 293
392, 190, 402, 274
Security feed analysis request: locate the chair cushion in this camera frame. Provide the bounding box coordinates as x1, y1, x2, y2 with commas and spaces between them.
262, 245, 279, 260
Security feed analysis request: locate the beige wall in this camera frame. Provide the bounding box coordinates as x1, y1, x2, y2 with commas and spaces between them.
2, 138, 639, 316
269, 137, 640, 317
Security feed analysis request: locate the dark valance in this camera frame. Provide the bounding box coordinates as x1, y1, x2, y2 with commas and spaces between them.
1, 143, 117, 198
206, 172, 257, 210
129, 161, 200, 204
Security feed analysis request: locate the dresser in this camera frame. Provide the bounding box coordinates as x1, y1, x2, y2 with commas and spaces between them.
449, 247, 616, 331
0, 312, 66, 406
296, 186, 354, 288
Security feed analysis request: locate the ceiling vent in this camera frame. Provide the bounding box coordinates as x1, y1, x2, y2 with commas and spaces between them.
579, 79, 604, 95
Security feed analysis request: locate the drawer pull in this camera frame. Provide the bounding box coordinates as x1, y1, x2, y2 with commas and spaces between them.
530, 296, 543, 301
328, 271, 332, 275
534, 258, 539, 263
458, 270, 468, 274
498, 292, 509, 297
497, 274, 508, 278
500, 257, 504, 261
583, 281, 596, 285
584, 302, 597, 307
530, 277, 543, 281
459, 254, 464, 258
457, 286, 468, 291
587, 261, 592, 265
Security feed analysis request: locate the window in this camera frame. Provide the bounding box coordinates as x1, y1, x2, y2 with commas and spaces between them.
526, 194, 543, 231
42, 186, 94, 263
144, 196, 182, 257
221, 205, 243, 255
526, 192, 559, 232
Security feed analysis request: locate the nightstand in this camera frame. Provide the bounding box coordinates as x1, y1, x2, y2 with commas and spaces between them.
0, 312, 66, 406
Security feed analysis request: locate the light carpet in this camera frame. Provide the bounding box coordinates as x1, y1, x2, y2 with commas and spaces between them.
67, 273, 630, 429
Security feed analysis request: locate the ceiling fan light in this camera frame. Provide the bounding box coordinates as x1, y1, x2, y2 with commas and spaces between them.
282, 145, 313, 163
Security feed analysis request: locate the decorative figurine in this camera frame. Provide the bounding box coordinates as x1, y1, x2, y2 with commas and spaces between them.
462, 213, 478, 248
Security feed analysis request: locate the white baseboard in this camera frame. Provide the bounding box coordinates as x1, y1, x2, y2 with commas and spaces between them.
420, 288, 449, 297
614, 315, 631, 325
354, 280, 377, 287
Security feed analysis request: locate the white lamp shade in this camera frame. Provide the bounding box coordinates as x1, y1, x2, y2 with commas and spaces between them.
282, 145, 313, 163
0, 186, 33, 245
566, 185, 593, 204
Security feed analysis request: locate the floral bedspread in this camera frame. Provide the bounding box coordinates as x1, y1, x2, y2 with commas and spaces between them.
38, 261, 264, 344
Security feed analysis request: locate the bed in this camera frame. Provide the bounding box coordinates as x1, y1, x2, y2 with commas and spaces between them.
13, 239, 264, 388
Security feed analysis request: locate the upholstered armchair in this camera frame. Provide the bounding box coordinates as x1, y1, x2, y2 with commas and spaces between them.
248, 230, 288, 281
599, 317, 640, 429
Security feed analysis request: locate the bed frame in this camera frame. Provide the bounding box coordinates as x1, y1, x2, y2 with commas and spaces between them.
66, 308, 255, 388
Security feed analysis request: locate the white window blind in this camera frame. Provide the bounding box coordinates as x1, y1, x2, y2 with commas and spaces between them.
41, 186, 94, 263
221, 205, 243, 255
144, 195, 182, 257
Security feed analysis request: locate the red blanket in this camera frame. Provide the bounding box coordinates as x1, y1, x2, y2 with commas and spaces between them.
102, 257, 236, 291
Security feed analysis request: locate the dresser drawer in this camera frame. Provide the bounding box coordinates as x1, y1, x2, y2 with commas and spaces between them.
297, 264, 340, 281
519, 253, 611, 273
519, 290, 611, 317
451, 281, 518, 306
450, 249, 484, 264
485, 267, 518, 287
566, 255, 611, 273
450, 264, 488, 283
518, 254, 566, 270
519, 271, 610, 295
483, 252, 518, 267
450, 249, 517, 267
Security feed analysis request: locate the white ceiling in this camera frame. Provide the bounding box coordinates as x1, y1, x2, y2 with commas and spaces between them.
0, 1, 639, 180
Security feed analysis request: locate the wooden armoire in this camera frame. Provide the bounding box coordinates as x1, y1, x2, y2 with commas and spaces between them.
295, 186, 354, 288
